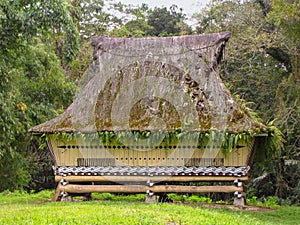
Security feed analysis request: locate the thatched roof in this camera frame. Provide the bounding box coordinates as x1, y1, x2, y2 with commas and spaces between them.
30, 32, 265, 134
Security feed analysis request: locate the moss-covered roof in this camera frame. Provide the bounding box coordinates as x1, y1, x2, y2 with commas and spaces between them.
30, 32, 266, 134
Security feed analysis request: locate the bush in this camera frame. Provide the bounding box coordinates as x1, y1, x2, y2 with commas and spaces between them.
93, 193, 115, 200
187, 195, 212, 203
246, 196, 280, 208
167, 194, 188, 202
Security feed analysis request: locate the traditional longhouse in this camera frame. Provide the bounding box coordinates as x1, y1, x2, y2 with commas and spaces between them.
30, 32, 268, 205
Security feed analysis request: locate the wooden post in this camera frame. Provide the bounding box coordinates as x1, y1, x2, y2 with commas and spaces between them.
52, 183, 62, 202
145, 190, 157, 203
233, 179, 246, 207
61, 195, 73, 202
233, 192, 246, 207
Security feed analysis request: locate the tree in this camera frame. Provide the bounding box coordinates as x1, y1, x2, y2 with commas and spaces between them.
110, 4, 192, 38
109, 3, 152, 38
0, 0, 79, 191
194, 0, 287, 121
193, 0, 299, 201
69, 0, 122, 40
147, 5, 192, 36
267, 3, 300, 199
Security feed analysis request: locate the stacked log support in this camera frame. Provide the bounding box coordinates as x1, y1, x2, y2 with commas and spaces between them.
52, 175, 248, 202
145, 179, 157, 203
233, 179, 246, 207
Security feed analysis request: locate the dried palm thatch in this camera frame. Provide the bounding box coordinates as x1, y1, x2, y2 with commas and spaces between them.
30, 32, 265, 134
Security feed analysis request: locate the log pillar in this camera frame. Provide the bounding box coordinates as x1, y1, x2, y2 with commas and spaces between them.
61, 195, 73, 202
233, 179, 246, 207
61, 191, 73, 202
145, 190, 157, 203
233, 192, 246, 207
145, 179, 157, 203
52, 183, 62, 202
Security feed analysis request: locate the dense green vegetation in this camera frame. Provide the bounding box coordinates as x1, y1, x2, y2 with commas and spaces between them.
0, 0, 299, 206
0, 190, 300, 225
193, 0, 300, 204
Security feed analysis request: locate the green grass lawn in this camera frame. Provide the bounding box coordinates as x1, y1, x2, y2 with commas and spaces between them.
0, 191, 299, 225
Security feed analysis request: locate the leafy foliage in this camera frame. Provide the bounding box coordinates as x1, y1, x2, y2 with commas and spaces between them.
193, 0, 299, 200
147, 5, 192, 37
69, 0, 122, 40
0, 0, 78, 192
110, 4, 192, 38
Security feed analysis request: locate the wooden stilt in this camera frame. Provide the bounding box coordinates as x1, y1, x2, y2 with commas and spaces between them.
61, 195, 73, 202
233, 192, 246, 207
233, 180, 246, 207
52, 183, 62, 202
145, 190, 157, 203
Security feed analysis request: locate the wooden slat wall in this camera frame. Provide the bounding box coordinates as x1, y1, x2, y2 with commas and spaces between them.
50, 135, 251, 167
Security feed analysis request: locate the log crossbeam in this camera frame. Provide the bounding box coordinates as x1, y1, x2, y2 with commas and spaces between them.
58, 184, 243, 194
55, 175, 249, 183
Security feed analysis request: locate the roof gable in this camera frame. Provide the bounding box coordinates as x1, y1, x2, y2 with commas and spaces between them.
30, 32, 264, 134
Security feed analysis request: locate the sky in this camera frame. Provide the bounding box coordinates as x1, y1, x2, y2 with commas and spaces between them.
120, 0, 210, 17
